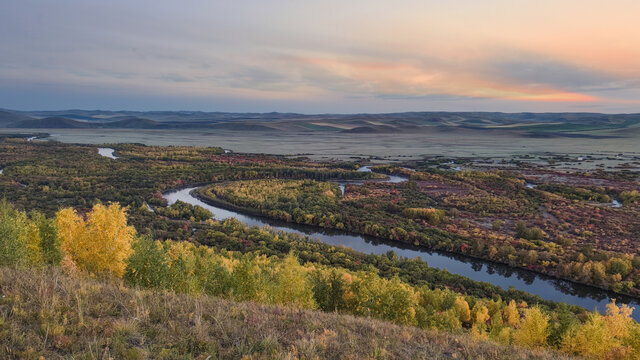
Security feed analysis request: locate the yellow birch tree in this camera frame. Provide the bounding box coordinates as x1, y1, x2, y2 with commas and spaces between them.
56, 203, 135, 277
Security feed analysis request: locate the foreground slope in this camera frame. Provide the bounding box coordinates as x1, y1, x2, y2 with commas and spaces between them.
0, 267, 569, 360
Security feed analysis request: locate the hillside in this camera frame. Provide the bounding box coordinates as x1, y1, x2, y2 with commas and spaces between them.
0, 267, 570, 360
7, 116, 95, 129
2, 109, 640, 136
101, 117, 160, 129
0, 110, 34, 126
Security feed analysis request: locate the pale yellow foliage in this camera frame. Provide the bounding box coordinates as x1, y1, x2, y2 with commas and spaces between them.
61, 254, 78, 273
561, 300, 637, 359
561, 314, 622, 359
454, 297, 471, 323
56, 203, 135, 277
503, 300, 520, 328
471, 304, 490, 339
513, 307, 549, 348
474, 304, 490, 325
605, 300, 634, 339
269, 253, 316, 309
495, 327, 513, 345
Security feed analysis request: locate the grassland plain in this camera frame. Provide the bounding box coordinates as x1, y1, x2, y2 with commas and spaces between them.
0, 267, 573, 360
2, 127, 640, 161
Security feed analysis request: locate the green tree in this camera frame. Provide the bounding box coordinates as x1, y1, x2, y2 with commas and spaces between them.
124, 236, 169, 289
31, 211, 62, 266
230, 256, 262, 302
607, 258, 632, 277
311, 269, 347, 312
191, 247, 232, 297
0, 200, 29, 266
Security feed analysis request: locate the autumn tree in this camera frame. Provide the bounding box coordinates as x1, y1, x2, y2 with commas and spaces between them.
471, 303, 490, 338
268, 253, 315, 309
562, 300, 639, 359
604, 300, 634, 339
562, 314, 619, 358
402, 208, 447, 225
454, 297, 471, 324
513, 307, 550, 348
23, 218, 43, 266
503, 299, 520, 328
56, 203, 135, 277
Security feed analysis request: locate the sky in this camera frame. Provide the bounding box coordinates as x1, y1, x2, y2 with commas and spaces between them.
1, 0, 639, 113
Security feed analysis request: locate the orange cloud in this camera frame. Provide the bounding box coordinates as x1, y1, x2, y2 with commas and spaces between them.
291, 55, 598, 103
505, 92, 598, 102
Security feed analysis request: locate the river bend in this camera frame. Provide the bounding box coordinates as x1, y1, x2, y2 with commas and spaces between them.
162, 167, 639, 319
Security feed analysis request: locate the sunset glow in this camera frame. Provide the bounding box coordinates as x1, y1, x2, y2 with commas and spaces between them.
1, 0, 639, 112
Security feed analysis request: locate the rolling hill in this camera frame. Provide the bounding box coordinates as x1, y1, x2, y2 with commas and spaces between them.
0, 110, 35, 126
7, 116, 95, 129
1, 109, 639, 137
101, 117, 160, 129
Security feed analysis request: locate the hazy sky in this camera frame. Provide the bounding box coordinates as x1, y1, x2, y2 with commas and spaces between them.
1, 0, 639, 113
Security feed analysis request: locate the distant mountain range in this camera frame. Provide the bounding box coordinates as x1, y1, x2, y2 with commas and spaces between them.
1, 109, 639, 136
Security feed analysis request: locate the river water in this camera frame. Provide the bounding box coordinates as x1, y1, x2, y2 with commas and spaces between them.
161, 168, 639, 320
98, 148, 118, 159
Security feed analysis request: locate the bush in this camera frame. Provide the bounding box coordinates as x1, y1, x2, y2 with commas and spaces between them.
403, 208, 447, 225
515, 221, 544, 241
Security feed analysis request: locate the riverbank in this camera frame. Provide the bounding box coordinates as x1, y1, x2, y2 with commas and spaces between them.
163, 184, 640, 320
196, 183, 633, 299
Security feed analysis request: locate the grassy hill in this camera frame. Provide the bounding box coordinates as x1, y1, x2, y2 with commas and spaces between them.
2, 109, 640, 136
101, 117, 160, 129
0, 110, 35, 126
0, 267, 571, 359
7, 116, 95, 129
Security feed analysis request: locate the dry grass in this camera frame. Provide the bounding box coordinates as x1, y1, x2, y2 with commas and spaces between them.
0, 267, 573, 359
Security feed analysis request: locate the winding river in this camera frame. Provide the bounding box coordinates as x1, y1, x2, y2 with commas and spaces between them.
161, 166, 640, 319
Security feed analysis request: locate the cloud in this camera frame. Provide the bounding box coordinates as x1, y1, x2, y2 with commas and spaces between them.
272, 53, 602, 103
158, 74, 193, 83
374, 93, 484, 102
481, 52, 633, 93
1, 0, 640, 112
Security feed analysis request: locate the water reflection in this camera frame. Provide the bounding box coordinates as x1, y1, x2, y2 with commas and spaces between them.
162, 178, 639, 320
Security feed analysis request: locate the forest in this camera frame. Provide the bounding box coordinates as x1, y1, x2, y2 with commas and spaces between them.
1, 138, 639, 358
199, 164, 640, 297
1, 199, 639, 358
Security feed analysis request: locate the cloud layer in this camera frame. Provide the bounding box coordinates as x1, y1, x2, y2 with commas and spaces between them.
1, 0, 639, 112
